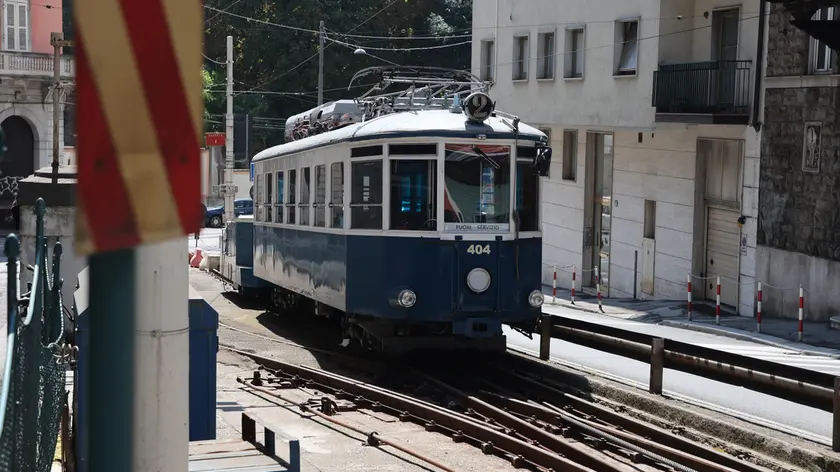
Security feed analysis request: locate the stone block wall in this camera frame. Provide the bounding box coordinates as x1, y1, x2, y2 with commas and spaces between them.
757, 3, 840, 320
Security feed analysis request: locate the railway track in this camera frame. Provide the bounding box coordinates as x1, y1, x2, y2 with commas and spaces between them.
225, 345, 780, 472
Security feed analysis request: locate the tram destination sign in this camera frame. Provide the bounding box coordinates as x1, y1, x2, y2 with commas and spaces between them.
444, 223, 511, 233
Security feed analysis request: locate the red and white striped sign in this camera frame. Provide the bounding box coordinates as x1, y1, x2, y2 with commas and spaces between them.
75, 0, 203, 255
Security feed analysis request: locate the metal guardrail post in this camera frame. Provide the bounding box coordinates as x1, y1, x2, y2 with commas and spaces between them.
834, 377, 840, 452
539, 315, 551, 360
650, 338, 665, 395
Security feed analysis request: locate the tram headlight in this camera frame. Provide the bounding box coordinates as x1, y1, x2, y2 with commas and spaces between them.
466, 268, 491, 293
398, 289, 417, 308
528, 290, 545, 308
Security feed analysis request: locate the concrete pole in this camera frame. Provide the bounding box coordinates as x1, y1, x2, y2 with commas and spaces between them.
132, 238, 190, 471
51, 32, 63, 183
224, 35, 235, 223
318, 21, 325, 105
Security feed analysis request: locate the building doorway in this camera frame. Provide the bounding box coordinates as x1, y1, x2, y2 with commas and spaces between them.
0, 116, 35, 228
583, 132, 614, 295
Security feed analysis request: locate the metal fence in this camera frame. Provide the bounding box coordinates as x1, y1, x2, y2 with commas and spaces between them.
0, 198, 71, 471
652, 60, 752, 115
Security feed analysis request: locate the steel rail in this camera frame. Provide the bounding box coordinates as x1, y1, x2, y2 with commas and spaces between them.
413, 370, 640, 472
499, 362, 770, 472
222, 346, 596, 472
479, 391, 739, 472
237, 377, 460, 472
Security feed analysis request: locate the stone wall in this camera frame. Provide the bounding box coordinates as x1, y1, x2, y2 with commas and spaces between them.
765, 3, 839, 77
757, 3, 840, 320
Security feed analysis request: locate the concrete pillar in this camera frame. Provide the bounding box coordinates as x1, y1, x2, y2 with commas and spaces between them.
17, 165, 86, 310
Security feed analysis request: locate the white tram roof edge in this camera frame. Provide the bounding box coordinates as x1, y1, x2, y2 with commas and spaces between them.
252, 109, 548, 163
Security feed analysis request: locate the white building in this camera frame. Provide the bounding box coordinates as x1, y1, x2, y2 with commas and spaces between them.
472, 0, 767, 315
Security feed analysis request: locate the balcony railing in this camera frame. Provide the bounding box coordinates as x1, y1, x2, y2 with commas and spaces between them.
652, 60, 751, 124
0, 51, 74, 79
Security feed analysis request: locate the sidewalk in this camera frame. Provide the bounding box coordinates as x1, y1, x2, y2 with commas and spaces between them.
541, 284, 840, 359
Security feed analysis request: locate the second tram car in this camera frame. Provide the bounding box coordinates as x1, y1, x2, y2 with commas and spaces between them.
248, 67, 552, 353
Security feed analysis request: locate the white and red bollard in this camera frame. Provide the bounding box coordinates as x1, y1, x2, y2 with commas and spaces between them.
595, 266, 604, 312
686, 274, 693, 321
798, 285, 804, 342
552, 265, 557, 303
571, 265, 576, 305
715, 275, 721, 325
756, 281, 762, 333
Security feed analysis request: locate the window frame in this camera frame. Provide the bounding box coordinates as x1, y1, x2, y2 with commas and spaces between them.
286, 168, 297, 224
388, 158, 438, 232
275, 170, 285, 223
809, 7, 835, 74
562, 130, 578, 182
264, 171, 274, 222
480, 39, 495, 81
614, 19, 640, 76
564, 26, 585, 79
4, 0, 29, 52
298, 166, 312, 226
349, 159, 384, 230
329, 161, 345, 229
514, 147, 540, 233
537, 31, 556, 80
314, 164, 327, 227
512, 34, 530, 81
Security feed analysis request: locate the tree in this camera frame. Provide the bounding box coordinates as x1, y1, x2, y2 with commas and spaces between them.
202, 0, 472, 150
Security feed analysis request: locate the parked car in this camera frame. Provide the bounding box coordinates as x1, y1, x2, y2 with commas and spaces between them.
205, 198, 253, 227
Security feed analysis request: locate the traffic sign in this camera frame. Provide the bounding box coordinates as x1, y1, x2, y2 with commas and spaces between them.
205, 132, 225, 147
75, 0, 203, 255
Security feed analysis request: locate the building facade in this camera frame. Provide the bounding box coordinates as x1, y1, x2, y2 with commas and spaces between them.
757, 2, 839, 320
0, 0, 73, 226
472, 0, 766, 315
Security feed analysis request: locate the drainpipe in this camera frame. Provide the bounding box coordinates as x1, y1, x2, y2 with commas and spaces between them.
752, 0, 767, 132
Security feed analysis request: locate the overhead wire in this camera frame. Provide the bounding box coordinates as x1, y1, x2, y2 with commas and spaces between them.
225, 0, 404, 96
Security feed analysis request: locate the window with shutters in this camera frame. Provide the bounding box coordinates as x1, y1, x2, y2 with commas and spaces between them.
4, 1, 29, 52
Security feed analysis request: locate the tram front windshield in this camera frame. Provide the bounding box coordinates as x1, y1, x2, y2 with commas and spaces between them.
442, 144, 511, 230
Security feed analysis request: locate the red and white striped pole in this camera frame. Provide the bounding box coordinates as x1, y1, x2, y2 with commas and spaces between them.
552, 265, 557, 303
571, 265, 576, 305
798, 285, 804, 342
715, 275, 721, 325
686, 274, 693, 321
595, 266, 603, 312
756, 281, 762, 333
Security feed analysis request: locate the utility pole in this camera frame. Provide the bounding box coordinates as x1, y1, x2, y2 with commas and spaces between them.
224, 35, 235, 223
50, 32, 73, 183
318, 20, 325, 105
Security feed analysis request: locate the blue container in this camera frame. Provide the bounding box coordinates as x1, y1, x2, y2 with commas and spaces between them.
189, 286, 219, 441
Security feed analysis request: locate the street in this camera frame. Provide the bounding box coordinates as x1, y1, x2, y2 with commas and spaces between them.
182, 226, 837, 441
506, 305, 837, 441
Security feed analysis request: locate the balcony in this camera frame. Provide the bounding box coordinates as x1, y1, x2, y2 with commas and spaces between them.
0, 51, 74, 79
652, 60, 751, 125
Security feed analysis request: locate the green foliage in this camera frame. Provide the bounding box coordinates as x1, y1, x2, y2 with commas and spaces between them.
202, 0, 472, 151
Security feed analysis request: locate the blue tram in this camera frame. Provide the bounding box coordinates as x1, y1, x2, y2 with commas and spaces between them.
232, 67, 552, 354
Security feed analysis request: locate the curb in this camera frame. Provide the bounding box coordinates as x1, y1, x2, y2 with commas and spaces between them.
660, 320, 840, 359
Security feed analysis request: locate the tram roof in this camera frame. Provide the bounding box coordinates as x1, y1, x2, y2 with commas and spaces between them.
252, 109, 547, 162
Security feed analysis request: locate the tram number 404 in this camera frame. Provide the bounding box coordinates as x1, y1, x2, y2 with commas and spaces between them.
466, 244, 491, 255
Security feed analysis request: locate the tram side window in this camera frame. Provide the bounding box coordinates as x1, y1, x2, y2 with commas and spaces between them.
515, 148, 539, 232
314, 165, 327, 227
276, 171, 284, 223
299, 167, 311, 226
255, 173, 263, 222
330, 162, 344, 228
265, 172, 273, 222
350, 161, 383, 229
390, 160, 437, 231
287, 169, 297, 224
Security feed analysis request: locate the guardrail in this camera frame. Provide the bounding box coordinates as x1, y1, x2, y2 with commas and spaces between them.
536, 314, 840, 451
0, 198, 69, 472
